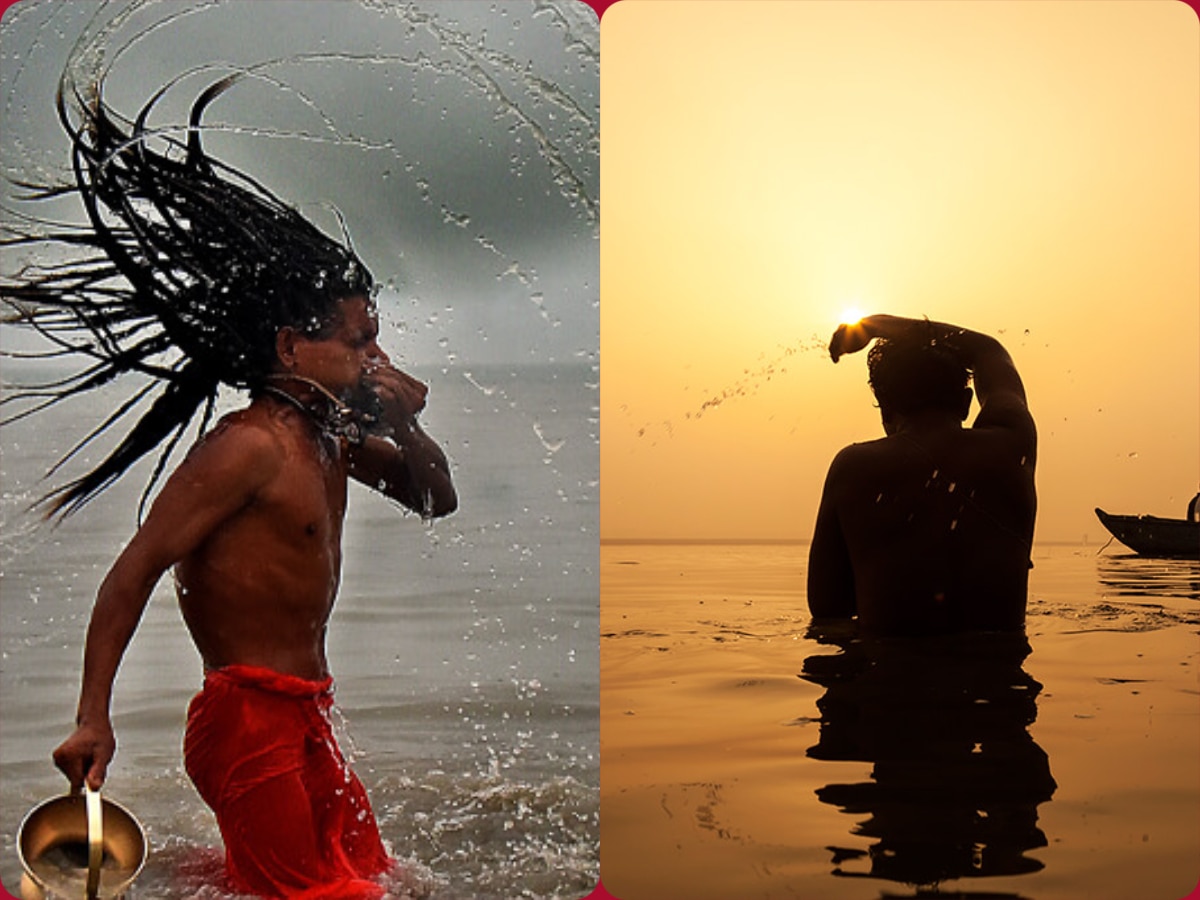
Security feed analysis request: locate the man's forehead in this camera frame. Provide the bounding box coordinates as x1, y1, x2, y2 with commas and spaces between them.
335, 294, 378, 327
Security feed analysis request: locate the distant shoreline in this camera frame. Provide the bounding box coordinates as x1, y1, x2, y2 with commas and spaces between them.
601, 538, 1099, 548
602, 538, 807, 546
0, 358, 597, 390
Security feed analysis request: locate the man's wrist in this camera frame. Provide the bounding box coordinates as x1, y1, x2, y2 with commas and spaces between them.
76, 712, 111, 729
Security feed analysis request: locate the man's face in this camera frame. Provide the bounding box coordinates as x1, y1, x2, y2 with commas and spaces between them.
289, 295, 387, 408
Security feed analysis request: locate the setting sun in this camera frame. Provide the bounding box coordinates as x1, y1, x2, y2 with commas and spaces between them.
602, 0, 1198, 544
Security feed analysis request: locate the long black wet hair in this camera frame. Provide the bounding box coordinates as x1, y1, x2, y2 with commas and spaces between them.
1, 73, 374, 518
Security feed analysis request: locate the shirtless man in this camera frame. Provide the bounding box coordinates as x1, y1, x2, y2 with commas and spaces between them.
807, 314, 1036, 636
51, 293, 456, 897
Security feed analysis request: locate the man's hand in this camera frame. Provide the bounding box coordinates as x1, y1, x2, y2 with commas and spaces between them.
349, 359, 456, 517
829, 320, 872, 362
366, 360, 428, 425
53, 721, 115, 792
828, 314, 922, 362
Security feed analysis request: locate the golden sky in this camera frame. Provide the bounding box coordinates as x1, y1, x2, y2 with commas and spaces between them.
600, 0, 1199, 543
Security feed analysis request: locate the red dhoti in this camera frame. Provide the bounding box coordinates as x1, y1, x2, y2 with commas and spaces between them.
183, 665, 392, 899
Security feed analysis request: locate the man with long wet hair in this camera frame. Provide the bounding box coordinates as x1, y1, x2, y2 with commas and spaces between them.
2, 71, 455, 898
807, 314, 1036, 636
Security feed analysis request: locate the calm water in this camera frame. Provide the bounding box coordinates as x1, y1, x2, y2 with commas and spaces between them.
0, 363, 599, 900
600, 541, 1200, 900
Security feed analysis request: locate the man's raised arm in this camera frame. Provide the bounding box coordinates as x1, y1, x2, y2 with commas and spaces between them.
349, 362, 457, 518
830, 313, 1034, 448
806, 450, 857, 620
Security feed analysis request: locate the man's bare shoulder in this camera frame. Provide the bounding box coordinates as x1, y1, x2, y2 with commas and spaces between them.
821, 439, 893, 495
179, 402, 288, 481
828, 438, 891, 470
128, 402, 296, 566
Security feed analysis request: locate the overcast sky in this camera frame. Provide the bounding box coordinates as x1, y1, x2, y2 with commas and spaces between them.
1, 0, 599, 367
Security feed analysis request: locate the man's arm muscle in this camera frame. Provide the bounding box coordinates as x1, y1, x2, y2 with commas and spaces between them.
56, 420, 281, 788
349, 425, 456, 518
807, 450, 856, 620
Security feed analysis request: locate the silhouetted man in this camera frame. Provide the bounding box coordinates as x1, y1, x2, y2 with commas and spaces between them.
807, 314, 1036, 635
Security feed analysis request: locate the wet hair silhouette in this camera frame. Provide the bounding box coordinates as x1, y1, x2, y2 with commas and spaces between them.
2, 71, 373, 518
868, 334, 970, 419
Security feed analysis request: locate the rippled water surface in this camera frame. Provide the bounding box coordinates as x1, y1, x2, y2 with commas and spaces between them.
601, 541, 1199, 900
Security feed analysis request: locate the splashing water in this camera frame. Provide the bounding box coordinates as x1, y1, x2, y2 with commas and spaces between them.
3, 0, 598, 370
2, 0, 599, 515
622, 332, 830, 444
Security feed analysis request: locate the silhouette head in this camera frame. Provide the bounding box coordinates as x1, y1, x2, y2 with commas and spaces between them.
867, 337, 972, 432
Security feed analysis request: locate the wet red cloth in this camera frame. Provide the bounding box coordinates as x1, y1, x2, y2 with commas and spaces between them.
183, 665, 392, 899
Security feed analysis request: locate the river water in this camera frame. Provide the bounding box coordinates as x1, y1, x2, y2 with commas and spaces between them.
601, 540, 1199, 900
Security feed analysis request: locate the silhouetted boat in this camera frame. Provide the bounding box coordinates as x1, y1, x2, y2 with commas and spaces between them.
1094, 508, 1200, 559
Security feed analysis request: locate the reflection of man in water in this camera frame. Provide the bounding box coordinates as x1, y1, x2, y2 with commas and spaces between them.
808, 314, 1037, 635
801, 625, 1056, 888
5, 76, 455, 897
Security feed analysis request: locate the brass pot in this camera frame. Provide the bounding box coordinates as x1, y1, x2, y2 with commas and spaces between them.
16, 787, 146, 900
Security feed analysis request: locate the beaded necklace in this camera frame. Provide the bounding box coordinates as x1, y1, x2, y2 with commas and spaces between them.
262, 374, 375, 446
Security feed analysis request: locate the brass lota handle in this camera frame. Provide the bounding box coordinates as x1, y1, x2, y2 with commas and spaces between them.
85, 785, 103, 899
